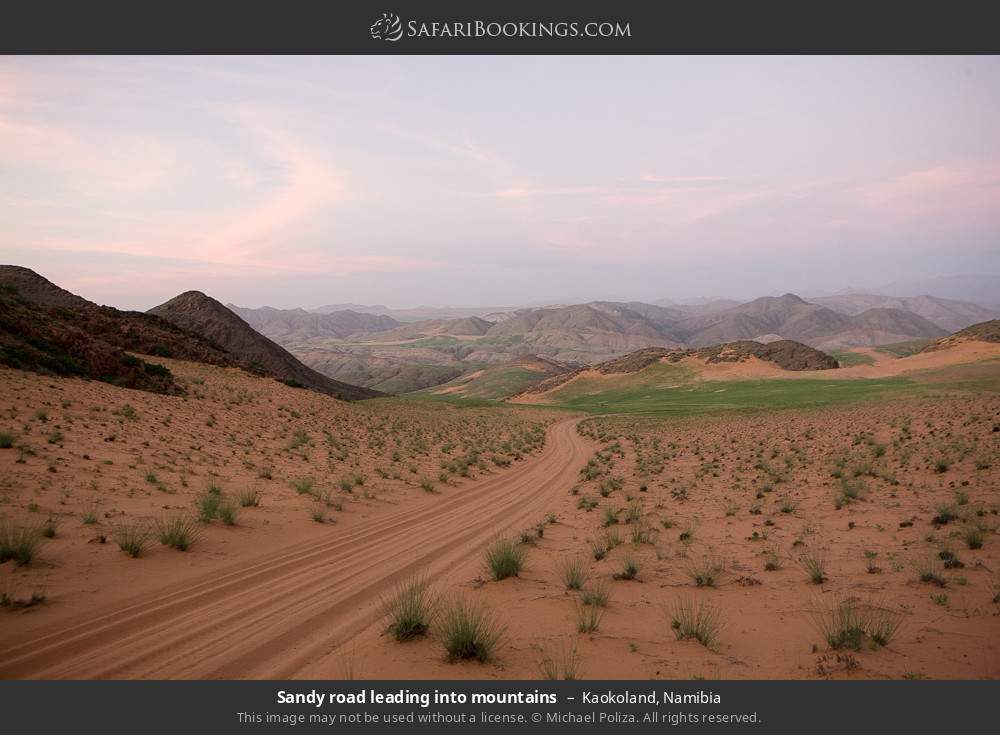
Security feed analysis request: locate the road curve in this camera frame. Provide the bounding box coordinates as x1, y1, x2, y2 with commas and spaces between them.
0, 417, 590, 679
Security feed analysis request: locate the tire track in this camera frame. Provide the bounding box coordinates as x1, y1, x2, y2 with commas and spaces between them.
0, 417, 589, 679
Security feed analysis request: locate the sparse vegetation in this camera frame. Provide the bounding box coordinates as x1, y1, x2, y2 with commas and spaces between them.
156, 514, 200, 551
669, 598, 724, 649
380, 576, 437, 642
811, 598, 904, 650
799, 549, 828, 584
574, 600, 603, 633
439, 596, 505, 662
484, 536, 526, 581
0, 520, 42, 565
112, 520, 151, 558
559, 556, 589, 590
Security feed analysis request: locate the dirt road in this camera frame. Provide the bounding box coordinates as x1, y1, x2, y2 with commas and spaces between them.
0, 418, 588, 679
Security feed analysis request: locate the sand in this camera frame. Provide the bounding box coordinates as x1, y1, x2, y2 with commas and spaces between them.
1, 356, 998, 680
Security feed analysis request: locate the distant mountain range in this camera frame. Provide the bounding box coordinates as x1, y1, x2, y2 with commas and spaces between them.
4, 263, 998, 399
228, 288, 997, 394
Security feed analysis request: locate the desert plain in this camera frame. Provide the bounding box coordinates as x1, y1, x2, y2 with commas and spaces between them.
1, 335, 998, 680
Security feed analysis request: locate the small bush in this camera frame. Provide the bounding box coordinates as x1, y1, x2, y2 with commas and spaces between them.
669, 598, 724, 649
290, 477, 314, 495
811, 598, 904, 650
484, 536, 526, 581
0, 520, 42, 565
156, 514, 200, 551
0, 432, 15, 449
536, 642, 582, 680
962, 524, 985, 550
580, 581, 611, 608
575, 601, 603, 633
80, 500, 100, 525
196, 492, 221, 523
799, 549, 828, 584
559, 556, 589, 590
380, 576, 437, 642
236, 487, 262, 507
41, 518, 58, 538
113, 520, 151, 558
914, 555, 947, 587
217, 501, 239, 526
763, 546, 782, 571
439, 596, 505, 662
686, 555, 725, 587
590, 538, 607, 561
613, 552, 640, 581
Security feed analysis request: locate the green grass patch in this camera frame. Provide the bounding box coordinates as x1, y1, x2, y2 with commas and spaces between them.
875, 339, 934, 357
546, 363, 916, 417
828, 350, 876, 367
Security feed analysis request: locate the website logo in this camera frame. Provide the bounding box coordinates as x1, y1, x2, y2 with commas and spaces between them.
370, 12, 403, 42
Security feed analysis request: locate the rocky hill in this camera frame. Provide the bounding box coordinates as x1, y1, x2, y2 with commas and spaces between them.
923, 319, 1000, 351
0, 267, 234, 393
515, 339, 837, 398
149, 292, 379, 400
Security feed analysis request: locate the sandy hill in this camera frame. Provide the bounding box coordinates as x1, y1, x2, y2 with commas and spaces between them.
516, 339, 837, 398
149, 292, 379, 400
922, 318, 1000, 351
228, 304, 399, 342
425, 353, 575, 400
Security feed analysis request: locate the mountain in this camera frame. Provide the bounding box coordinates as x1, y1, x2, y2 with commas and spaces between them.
653, 297, 741, 315
227, 304, 399, 342
810, 308, 947, 350
0, 264, 92, 309
675, 294, 945, 348
484, 301, 686, 361
313, 304, 519, 323
876, 274, 1000, 306
148, 292, 380, 400
353, 315, 497, 342
0, 266, 233, 393
810, 293, 999, 332
676, 294, 850, 346
312, 302, 391, 314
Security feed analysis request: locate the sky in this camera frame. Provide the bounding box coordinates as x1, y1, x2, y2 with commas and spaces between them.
1, 55, 999, 310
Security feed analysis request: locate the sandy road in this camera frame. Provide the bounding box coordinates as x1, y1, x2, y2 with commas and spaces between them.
0, 417, 589, 679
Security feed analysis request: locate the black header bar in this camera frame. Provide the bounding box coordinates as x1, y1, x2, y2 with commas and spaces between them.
2, 0, 1000, 54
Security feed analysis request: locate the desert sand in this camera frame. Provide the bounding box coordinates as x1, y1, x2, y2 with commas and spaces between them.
1, 353, 998, 680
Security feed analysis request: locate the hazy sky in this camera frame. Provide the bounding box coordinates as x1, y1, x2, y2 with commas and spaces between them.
1, 56, 998, 310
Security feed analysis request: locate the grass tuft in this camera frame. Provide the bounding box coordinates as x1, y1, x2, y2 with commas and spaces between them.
669, 597, 724, 649
156, 514, 200, 551
439, 595, 505, 662
484, 536, 526, 581
380, 576, 437, 642
112, 520, 151, 558
236, 487, 263, 507
559, 556, 589, 590
0, 520, 42, 565
799, 549, 828, 584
